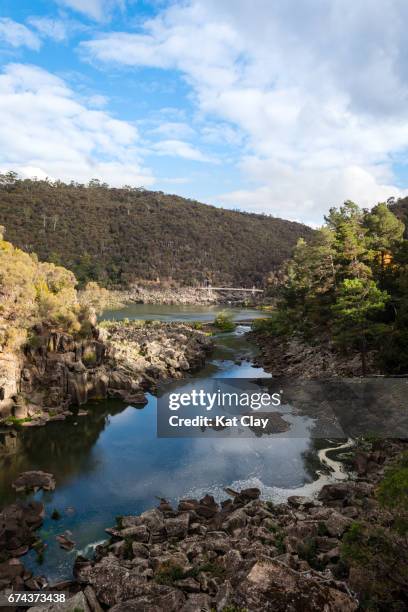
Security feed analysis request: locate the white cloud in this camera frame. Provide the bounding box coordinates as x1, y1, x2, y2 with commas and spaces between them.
219, 160, 407, 224
81, 0, 408, 223
56, 0, 125, 22
152, 139, 215, 162
0, 18, 41, 50
0, 63, 154, 187
150, 121, 195, 139
28, 17, 68, 42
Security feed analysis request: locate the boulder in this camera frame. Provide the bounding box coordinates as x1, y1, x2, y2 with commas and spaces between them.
140, 509, 164, 532
87, 557, 147, 607
180, 593, 212, 612
28, 590, 91, 612
12, 471, 56, 493
196, 495, 218, 519
0, 501, 44, 558
56, 532, 75, 551
120, 525, 149, 543
165, 513, 190, 539
325, 512, 353, 537
236, 560, 358, 611
318, 483, 351, 503
108, 585, 185, 612
287, 495, 316, 509
223, 508, 247, 533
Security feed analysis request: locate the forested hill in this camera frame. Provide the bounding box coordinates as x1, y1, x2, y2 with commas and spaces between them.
0, 174, 313, 287
391, 197, 408, 236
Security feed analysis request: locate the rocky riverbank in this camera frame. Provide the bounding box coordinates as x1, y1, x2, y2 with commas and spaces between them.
108, 284, 261, 307
248, 331, 380, 378
2, 438, 406, 611
68, 439, 407, 612
0, 321, 213, 426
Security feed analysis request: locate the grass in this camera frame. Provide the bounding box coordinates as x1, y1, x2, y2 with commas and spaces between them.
155, 559, 226, 586
3, 415, 32, 426
191, 321, 203, 330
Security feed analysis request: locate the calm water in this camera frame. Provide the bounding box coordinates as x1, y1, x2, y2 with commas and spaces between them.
0, 305, 325, 582
101, 303, 266, 323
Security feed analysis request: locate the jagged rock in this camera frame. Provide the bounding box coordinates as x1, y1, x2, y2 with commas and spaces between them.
121, 516, 142, 528
165, 513, 190, 539
0, 501, 44, 560
318, 483, 351, 503
325, 512, 353, 537
235, 560, 358, 611
287, 495, 316, 509
196, 495, 219, 519
56, 532, 75, 551
174, 577, 201, 592
108, 585, 185, 612
12, 470, 56, 493
73, 555, 93, 582
132, 542, 149, 559
84, 586, 104, 612
140, 509, 165, 532
215, 580, 233, 611
86, 557, 147, 606
178, 499, 199, 512
1, 322, 212, 425
119, 525, 149, 542
180, 593, 212, 612
223, 508, 247, 532
28, 590, 91, 612
0, 557, 25, 589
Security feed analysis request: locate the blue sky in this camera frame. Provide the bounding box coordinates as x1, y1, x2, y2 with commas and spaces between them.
1, 0, 408, 224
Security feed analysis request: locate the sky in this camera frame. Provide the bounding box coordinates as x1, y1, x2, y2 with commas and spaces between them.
1, 0, 408, 225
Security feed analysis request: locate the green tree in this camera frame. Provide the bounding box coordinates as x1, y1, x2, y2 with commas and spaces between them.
364, 202, 405, 278
332, 278, 389, 375
325, 201, 370, 279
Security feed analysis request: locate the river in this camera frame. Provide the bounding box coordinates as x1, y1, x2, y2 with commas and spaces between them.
0, 305, 349, 582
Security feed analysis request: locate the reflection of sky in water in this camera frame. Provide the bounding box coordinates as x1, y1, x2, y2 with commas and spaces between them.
8, 397, 316, 581
0, 312, 320, 581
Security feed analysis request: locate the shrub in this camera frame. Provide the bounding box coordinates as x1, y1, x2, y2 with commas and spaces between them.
214, 311, 235, 332
377, 452, 408, 534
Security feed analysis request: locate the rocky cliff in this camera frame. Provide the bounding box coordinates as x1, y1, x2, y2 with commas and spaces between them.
0, 321, 212, 425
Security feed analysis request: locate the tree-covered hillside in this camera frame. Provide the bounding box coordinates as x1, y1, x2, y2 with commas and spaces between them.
391, 196, 408, 237
0, 172, 313, 288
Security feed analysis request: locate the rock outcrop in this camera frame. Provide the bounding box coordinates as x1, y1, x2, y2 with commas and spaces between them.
71, 485, 360, 611
12, 471, 56, 493
0, 500, 46, 591
0, 321, 212, 425
249, 333, 379, 378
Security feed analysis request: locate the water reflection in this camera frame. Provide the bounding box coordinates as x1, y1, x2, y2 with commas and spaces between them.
0, 310, 327, 581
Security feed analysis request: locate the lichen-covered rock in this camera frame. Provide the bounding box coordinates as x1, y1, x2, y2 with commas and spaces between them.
1, 321, 212, 424
28, 590, 91, 612
235, 560, 358, 611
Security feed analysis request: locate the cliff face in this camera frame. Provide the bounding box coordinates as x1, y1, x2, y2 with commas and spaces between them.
0, 321, 212, 423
